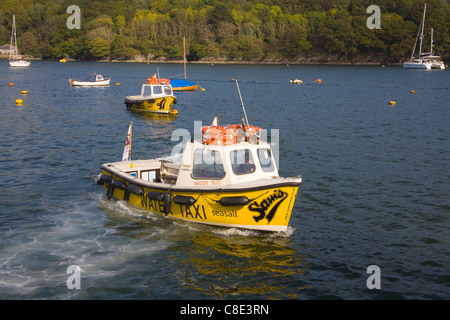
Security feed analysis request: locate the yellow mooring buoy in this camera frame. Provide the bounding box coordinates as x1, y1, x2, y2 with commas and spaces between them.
410, 90, 416, 93
21, 90, 28, 94
15, 99, 23, 105
389, 101, 396, 105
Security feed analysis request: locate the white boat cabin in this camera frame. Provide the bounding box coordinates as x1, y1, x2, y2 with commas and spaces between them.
139, 83, 174, 99
105, 126, 285, 189
171, 139, 279, 187
95, 74, 106, 81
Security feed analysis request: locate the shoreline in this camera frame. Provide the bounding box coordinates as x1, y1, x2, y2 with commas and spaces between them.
0, 54, 401, 66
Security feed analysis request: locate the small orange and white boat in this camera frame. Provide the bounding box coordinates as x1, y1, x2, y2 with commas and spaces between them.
290, 78, 302, 84
99, 82, 302, 232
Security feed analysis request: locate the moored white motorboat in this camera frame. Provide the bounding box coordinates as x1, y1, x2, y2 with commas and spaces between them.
420, 29, 445, 70
70, 74, 111, 86
420, 54, 445, 69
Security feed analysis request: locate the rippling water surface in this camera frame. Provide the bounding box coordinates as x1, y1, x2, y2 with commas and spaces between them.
0, 61, 449, 300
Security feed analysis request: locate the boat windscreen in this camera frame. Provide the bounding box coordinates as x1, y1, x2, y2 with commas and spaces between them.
83, 74, 97, 82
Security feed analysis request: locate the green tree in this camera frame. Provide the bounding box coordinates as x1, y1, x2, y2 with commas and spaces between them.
89, 37, 111, 58
112, 35, 139, 59
20, 31, 39, 55
1, 0, 449, 62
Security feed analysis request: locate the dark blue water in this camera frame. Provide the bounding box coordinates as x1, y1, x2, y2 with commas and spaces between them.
0, 61, 448, 300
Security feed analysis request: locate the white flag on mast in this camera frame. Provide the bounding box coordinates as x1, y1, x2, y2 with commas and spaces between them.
211, 114, 219, 126
122, 122, 132, 161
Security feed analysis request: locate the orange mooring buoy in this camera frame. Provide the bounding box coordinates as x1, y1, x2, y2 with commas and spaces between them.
315, 79, 322, 83
9, 83, 14, 86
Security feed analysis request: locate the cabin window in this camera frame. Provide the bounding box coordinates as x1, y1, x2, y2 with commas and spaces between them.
153, 86, 163, 94
141, 169, 160, 182
257, 149, 275, 172
164, 86, 172, 95
143, 86, 152, 97
192, 149, 224, 179
230, 149, 256, 175
127, 171, 137, 178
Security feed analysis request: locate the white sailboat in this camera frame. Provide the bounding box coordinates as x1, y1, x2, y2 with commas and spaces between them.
9, 15, 31, 67
403, 3, 431, 70
420, 28, 445, 70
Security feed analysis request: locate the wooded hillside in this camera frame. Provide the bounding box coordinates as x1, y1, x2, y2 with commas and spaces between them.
1, 0, 449, 63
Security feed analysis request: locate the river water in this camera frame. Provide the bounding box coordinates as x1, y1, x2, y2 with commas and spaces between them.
0, 61, 448, 300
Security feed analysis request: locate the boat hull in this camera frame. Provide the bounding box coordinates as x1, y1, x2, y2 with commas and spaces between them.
125, 96, 177, 114
431, 63, 445, 70
403, 61, 432, 69
98, 170, 300, 232
170, 79, 199, 91
70, 79, 111, 86
172, 84, 199, 91
9, 60, 31, 67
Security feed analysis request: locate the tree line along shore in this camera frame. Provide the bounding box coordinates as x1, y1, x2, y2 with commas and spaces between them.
0, 0, 449, 64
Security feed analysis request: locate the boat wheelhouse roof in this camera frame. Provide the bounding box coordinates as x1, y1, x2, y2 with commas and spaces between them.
174, 139, 280, 187
419, 54, 442, 59
82, 74, 106, 82
100, 135, 295, 192
138, 83, 174, 98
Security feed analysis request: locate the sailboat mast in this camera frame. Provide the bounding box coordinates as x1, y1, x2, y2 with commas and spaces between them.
419, 3, 427, 56
430, 28, 434, 54
10, 15, 17, 58
411, 18, 421, 60
183, 37, 187, 80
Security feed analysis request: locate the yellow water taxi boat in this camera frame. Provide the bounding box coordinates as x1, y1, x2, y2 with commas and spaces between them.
125, 75, 177, 114
99, 82, 302, 232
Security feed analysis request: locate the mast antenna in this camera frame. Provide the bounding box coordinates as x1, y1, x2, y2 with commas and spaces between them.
233, 79, 249, 127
